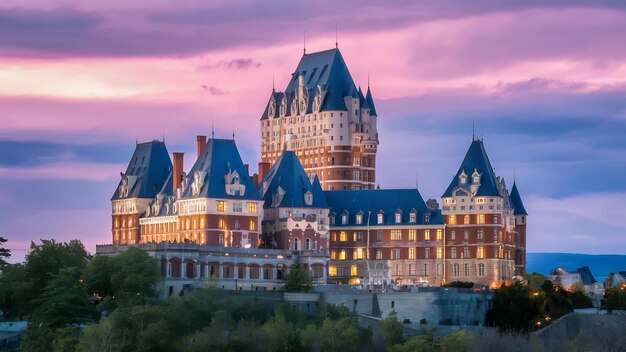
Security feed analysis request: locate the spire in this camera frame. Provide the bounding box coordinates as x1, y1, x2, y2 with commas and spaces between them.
211, 118, 215, 139
272, 75, 275, 92
335, 23, 338, 49
510, 181, 528, 215
303, 31, 306, 55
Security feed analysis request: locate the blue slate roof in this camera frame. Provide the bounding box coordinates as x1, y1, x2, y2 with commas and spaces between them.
324, 189, 443, 226
510, 182, 527, 215
258, 150, 328, 209
577, 266, 597, 285
111, 141, 172, 200
366, 86, 377, 116
442, 139, 500, 197
180, 139, 260, 200
260, 48, 366, 120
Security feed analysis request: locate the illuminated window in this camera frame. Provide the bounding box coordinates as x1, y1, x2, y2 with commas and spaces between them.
377, 213, 383, 224
218, 218, 225, 229
217, 201, 225, 212
329, 265, 337, 277
425, 248, 430, 259
478, 214, 485, 224
331, 251, 337, 260
356, 214, 363, 224
249, 220, 256, 231
409, 248, 416, 259
436, 247, 443, 259
477, 246, 485, 259
248, 202, 256, 214
351, 265, 358, 276
340, 231, 347, 242
339, 250, 346, 260
408, 230, 416, 241
493, 214, 499, 224
478, 263, 485, 276
395, 212, 402, 224
355, 248, 364, 260
391, 230, 402, 241
200, 218, 205, 229
409, 212, 416, 223
449, 215, 456, 225
424, 230, 431, 241
464, 215, 470, 225
376, 249, 383, 259
342, 214, 348, 224
436, 229, 442, 241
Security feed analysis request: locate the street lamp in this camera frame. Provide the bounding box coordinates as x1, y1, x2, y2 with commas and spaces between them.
366, 210, 371, 290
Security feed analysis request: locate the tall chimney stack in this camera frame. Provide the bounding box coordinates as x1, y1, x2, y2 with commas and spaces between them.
197, 135, 207, 158
258, 162, 271, 182
173, 152, 184, 193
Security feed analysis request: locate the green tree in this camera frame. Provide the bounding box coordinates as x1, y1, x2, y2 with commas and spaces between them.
388, 334, 436, 352
109, 247, 160, 301
0, 236, 10, 266
0, 263, 29, 317
82, 255, 115, 298
486, 281, 547, 332
381, 310, 405, 346
318, 315, 371, 352
439, 330, 474, 352
284, 265, 313, 293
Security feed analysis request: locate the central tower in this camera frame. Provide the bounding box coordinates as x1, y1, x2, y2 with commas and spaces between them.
260, 48, 379, 190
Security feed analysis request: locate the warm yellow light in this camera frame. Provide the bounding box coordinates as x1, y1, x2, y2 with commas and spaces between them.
533, 292, 539, 296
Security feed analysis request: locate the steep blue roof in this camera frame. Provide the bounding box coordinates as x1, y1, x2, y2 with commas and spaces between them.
324, 189, 443, 226
577, 266, 597, 285
260, 48, 362, 120
366, 86, 377, 116
442, 139, 500, 197
258, 150, 328, 209
111, 141, 172, 200
510, 182, 528, 215
180, 139, 260, 200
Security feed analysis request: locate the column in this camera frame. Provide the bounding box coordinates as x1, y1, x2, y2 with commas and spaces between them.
180, 261, 185, 279
196, 263, 201, 278
204, 264, 209, 279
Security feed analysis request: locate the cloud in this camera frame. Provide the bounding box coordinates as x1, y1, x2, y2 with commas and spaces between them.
0, 161, 124, 181
201, 85, 227, 95
198, 58, 261, 71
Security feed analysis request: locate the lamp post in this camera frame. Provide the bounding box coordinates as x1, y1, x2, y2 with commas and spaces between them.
366, 210, 371, 290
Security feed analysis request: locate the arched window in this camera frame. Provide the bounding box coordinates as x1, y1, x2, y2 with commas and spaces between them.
305, 238, 311, 250
294, 238, 300, 251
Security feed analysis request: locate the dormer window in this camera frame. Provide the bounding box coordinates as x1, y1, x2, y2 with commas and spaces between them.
356, 213, 363, 225
459, 170, 468, 184
409, 212, 416, 223
424, 215, 430, 224
473, 175, 480, 184
377, 213, 384, 224
342, 213, 348, 225
395, 212, 402, 224
304, 191, 313, 206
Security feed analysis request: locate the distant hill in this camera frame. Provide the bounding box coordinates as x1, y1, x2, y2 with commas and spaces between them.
527, 253, 626, 282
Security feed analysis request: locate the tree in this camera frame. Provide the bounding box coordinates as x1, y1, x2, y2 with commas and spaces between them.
109, 247, 160, 301
388, 334, 436, 352
439, 330, 474, 352
284, 265, 313, 293
82, 255, 115, 298
381, 310, 405, 346
0, 236, 10, 266
486, 281, 547, 332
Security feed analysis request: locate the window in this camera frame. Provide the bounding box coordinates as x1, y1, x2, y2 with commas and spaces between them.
408, 230, 416, 241
377, 230, 383, 241
339, 250, 346, 260
331, 251, 337, 260
377, 213, 384, 224
391, 249, 401, 259
233, 202, 242, 212
396, 264, 402, 275
424, 215, 430, 224
342, 214, 348, 225
410, 213, 416, 223
451, 247, 457, 259
409, 248, 416, 259
329, 265, 337, 277
354, 232, 363, 242
463, 247, 469, 259
306, 238, 311, 250
464, 263, 470, 276
218, 218, 225, 229
340, 231, 347, 242
453, 263, 460, 276
376, 249, 383, 259
424, 248, 430, 259
351, 265, 358, 276
437, 263, 444, 276
395, 212, 402, 223
436, 229, 443, 241
249, 220, 256, 231
424, 230, 431, 241
449, 215, 456, 225
493, 214, 499, 224
219, 234, 224, 244
424, 263, 429, 276
477, 229, 484, 240
217, 201, 225, 212
464, 230, 469, 241
451, 230, 456, 241
478, 263, 485, 277
477, 246, 485, 259
464, 215, 470, 224
391, 230, 402, 241
356, 214, 363, 224
355, 248, 364, 259
478, 214, 485, 224
436, 247, 442, 259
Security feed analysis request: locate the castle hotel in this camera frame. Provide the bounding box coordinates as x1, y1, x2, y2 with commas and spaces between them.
98, 47, 527, 292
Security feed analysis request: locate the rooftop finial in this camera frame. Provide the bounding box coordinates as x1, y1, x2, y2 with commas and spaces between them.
232, 127, 235, 140
211, 117, 215, 139
272, 75, 275, 91
368, 71, 370, 88
335, 24, 338, 49
472, 120, 475, 141
303, 31, 306, 55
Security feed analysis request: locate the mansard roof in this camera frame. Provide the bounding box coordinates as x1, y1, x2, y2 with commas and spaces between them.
366, 86, 377, 116
180, 138, 260, 200
258, 150, 328, 209
260, 48, 362, 120
111, 140, 172, 201
577, 266, 597, 286
510, 182, 528, 215
442, 139, 500, 198
324, 189, 443, 226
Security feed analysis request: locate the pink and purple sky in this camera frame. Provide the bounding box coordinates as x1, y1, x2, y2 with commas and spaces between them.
2, 0, 626, 261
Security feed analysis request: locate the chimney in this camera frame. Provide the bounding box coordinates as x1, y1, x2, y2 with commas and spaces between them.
173, 152, 184, 193
258, 162, 271, 182
244, 164, 249, 173
251, 173, 259, 188
196, 135, 207, 158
